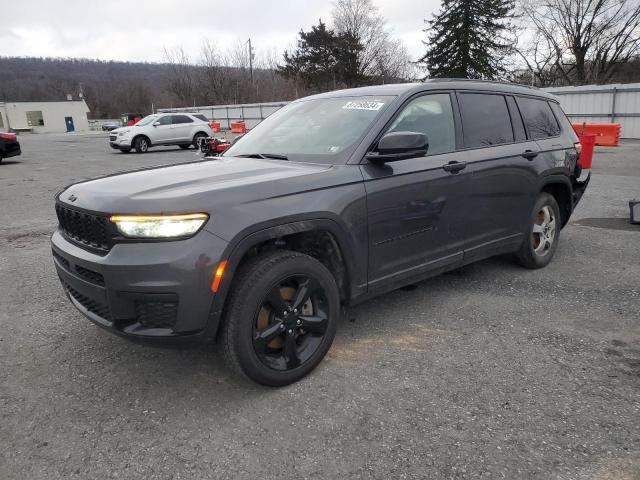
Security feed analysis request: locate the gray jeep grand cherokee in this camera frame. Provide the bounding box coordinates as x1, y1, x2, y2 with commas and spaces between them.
52, 80, 589, 386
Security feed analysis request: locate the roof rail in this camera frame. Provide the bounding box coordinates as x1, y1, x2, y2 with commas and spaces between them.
426, 78, 540, 90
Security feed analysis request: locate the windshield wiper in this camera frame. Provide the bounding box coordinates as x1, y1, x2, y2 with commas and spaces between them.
236, 153, 289, 160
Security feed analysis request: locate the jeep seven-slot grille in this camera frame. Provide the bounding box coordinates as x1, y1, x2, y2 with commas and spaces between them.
55, 204, 111, 253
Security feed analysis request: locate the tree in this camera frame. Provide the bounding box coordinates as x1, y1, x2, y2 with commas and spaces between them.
163, 46, 198, 106
332, 0, 413, 82
517, 0, 640, 85
419, 0, 516, 79
279, 20, 362, 92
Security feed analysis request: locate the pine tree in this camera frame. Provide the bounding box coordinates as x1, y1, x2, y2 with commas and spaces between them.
279, 20, 363, 92
418, 0, 514, 80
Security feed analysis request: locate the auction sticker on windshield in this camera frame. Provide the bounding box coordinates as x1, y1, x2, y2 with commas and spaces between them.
343, 100, 385, 111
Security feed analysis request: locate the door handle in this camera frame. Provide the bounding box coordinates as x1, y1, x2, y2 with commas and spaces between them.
442, 161, 467, 173
522, 150, 538, 160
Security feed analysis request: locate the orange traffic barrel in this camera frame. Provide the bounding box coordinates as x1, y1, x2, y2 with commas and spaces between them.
230, 121, 247, 134
577, 134, 596, 169
572, 122, 621, 147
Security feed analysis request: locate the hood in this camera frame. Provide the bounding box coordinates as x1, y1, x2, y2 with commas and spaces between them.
58, 157, 333, 214
110, 126, 133, 134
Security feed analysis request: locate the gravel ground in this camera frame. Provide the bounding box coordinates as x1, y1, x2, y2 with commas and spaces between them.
1, 133, 639, 479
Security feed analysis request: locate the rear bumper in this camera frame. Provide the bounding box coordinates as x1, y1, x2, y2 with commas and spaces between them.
572, 172, 591, 209
51, 229, 228, 343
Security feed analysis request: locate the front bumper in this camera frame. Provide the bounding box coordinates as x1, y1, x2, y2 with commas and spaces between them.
109, 135, 131, 149
52, 229, 228, 342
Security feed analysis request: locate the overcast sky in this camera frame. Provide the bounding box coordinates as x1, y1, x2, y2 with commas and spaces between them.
0, 0, 440, 64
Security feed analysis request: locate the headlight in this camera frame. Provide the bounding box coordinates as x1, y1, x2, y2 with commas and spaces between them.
118, 130, 130, 136
110, 213, 208, 239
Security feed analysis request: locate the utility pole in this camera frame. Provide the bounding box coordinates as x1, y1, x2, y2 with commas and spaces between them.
247, 38, 255, 85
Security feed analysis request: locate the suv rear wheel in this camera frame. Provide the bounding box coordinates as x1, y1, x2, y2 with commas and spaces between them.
516, 192, 561, 269
193, 132, 207, 149
220, 250, 340, 386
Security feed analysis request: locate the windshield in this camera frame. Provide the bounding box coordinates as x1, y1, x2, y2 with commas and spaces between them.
135, 114, 159, 126
224, 96, 394, 163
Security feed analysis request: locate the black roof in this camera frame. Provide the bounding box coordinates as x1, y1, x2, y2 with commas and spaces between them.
300, 79, 556, 101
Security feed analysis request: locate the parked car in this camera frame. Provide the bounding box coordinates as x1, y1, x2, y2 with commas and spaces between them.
101, 122, 120, 132
52, 80, 589, 386
108, 113, 214, 153
0, 132, 21, 163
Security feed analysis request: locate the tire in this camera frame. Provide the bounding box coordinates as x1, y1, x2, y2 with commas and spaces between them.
516, 192, 561, 269
133, 136, 150, 153
220, 250, 340, 386
192, 132, 207, 149
179, 144, 190, 150
120, 147, 131, 154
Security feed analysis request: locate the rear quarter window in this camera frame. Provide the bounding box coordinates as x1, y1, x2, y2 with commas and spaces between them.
458, 93, 514, 148
549, 102, 578, 141
193, 114, 208, 122
516, 97, 561, 139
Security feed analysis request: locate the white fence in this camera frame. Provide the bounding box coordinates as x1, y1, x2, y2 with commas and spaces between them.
158, 101, 289, 130
543, 83, 640, 139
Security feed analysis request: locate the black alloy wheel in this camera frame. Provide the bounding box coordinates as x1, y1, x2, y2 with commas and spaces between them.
220, 250, 339, 386
252, 275, 330, 371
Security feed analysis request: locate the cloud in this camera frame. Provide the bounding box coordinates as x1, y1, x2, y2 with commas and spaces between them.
0, 0, 440, 62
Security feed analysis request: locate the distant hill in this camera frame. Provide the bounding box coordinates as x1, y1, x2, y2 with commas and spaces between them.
0, 57, 186, 118
0, 57, 295, 119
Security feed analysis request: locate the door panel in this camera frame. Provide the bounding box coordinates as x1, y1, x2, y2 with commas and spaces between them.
171, 115, 194, 142
457, 92, 538, 257
150, 115, 173, 143
362, 151, 470, 287
362, 92, 469, 287
464, 142, 540, 254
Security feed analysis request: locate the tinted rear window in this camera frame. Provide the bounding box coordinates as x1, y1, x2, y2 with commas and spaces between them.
517, 97, 560, 139
459, 93, 514, 148
172, 115, 194, 124
549, 102, 577, 141
193, 114, 208, 122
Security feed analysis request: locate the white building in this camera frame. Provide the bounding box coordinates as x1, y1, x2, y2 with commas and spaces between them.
0, 100, 91, 133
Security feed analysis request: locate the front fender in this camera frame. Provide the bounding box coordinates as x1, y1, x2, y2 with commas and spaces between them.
201, 216, 366, 342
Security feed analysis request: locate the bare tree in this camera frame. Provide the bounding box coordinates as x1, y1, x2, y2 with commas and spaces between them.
331, 0, 413, 82
163, 46, 198, 105
518, 0, 640, 85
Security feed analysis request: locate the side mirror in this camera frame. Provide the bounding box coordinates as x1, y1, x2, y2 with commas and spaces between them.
153, 121, 161, 127
366, 131, 428, 163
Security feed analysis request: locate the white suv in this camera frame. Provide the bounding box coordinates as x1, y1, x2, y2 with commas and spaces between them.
109, 113, 213, 154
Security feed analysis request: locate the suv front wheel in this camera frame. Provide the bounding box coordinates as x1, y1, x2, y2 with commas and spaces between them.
516, 192, 561, 269
133, 136, 150, 153
220, 250, 340, 386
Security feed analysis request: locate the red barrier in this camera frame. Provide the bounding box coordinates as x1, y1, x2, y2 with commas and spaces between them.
572, 122, 621, 147
209, 121, 221, 133
230, 121, 247, 134
577, 134, 596, 169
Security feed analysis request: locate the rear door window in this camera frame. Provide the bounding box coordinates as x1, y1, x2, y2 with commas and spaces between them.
385, 93, 456, 156
458, 93, 514, 148
171, 115, 194, 124
516, 97, 561, 139
549, 102, 576, 139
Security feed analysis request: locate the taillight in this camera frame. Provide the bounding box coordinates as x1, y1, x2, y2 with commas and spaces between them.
0, 133, 17, 140
574, 142, 582, 156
